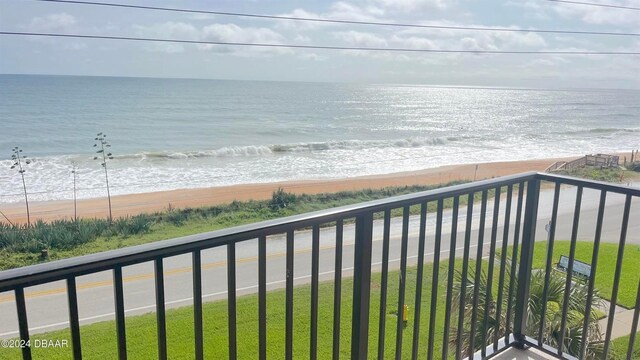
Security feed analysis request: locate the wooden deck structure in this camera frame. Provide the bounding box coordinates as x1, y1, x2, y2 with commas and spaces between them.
545, 153, 620, 172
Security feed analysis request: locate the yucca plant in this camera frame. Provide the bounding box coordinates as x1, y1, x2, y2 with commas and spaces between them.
10, 146, 32, 226
93, 132, 114, 222
449, 258, 604, 359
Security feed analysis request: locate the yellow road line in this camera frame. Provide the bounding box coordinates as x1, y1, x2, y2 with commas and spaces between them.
0, 243, 337, 304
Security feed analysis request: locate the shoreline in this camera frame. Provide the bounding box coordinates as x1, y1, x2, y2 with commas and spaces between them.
0, 156, 580, 224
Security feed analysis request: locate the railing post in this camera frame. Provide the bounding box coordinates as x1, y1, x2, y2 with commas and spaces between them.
351, 212, 373, 360
513, 178, 540, 348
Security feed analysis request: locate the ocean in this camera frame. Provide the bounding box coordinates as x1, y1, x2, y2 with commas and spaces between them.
1, 74, 638, 203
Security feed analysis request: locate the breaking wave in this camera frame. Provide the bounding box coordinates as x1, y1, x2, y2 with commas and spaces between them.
107, 137, 455, 161
586, 127, 639, 134
561, 127, 640, 136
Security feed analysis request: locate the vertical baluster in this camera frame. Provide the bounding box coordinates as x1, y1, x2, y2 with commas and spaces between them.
442, 196, 459, 359
193, 250, 204, 360
481, 187, 501, 357
67, 277, 82, 360
455, 193, 474, 360
579, 190, 606, 359
603, 195, 633, 357
377, 210, 392, 360
259, 235, 267, 360
310, 225, 320, 360
469, 190, 488, 359
285, 230, 294, 360
351, 213, 374, 360
410, 203, 428, 360
15, 287, 32, 360
426, 200, 443, 360
227, 243, 237, 360
626, 279, 640, 360
494, 185, 513, 351
513, 179, 540, 348
505, 182, 524, 343
113, 266, 127, 360
332, 220, 344, 360
558, 186, 583, 354
154, 258, 167, 360
538, 182, 561, 345
395, 206, 410, 360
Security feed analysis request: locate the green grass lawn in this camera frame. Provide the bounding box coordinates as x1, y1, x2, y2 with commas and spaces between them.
1, 259, 489, 360
530, 241, 640, 308
610, 332, 640, 359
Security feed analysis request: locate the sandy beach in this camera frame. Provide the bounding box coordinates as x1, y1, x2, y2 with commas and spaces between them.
0, 156, 585, 225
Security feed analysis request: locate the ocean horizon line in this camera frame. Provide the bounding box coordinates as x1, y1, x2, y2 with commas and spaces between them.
2, 73, 639, 92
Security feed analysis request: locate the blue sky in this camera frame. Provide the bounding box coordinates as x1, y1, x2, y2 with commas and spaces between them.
1, 0, 639, 88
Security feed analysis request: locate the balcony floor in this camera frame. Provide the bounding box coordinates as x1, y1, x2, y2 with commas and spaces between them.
495, 347, 560, 360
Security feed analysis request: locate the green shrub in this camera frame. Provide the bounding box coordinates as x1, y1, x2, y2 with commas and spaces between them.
167, 210, 188, 226
129, 214, 152, 234
557, 167, 628, 183
270, 187, 297, 210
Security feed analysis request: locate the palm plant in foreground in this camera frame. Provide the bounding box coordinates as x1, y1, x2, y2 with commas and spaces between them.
93, 132, 114, 222
10, 146, 32, 226
449, 258, 604, 359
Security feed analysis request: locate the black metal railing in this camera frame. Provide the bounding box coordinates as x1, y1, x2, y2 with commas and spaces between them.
0, 172, 638, 360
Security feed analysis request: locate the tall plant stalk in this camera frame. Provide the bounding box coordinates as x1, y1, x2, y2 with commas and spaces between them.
10, 146, 32, 226
71, 162, 78, 221
93, 133, 114, 222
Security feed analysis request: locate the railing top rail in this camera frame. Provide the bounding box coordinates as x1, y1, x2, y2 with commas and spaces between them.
0, 171, 536, 292
537, 172, 640, 196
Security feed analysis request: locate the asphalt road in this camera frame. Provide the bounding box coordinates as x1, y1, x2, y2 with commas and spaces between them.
0, 184, 638, 337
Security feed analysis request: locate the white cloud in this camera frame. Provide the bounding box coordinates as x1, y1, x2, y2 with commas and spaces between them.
134, 22, 199, 39
132, 22, 289, 56
391, 35, 438, 49
133, 22, 199, 53
294, 35, 312, 43
275, 9, 327, 31
201, 24, 283, 44
557, 5, 638, 27
22, 13, 87, 50
27, 13, 77, 31
393, 22, 548, 51
460, 37, 499, 51
507, 0, 639, 27
189, 14, 218, 21
371, 0, 448, 12
333, 31, 388, 47
298, 53, 328, 61
200, 23, 290, 55
492, 31, 547, 48
328, 2, 386, 21
275, 3, 391, 34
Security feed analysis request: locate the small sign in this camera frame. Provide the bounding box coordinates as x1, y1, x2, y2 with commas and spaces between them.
557, 255, 592, 278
